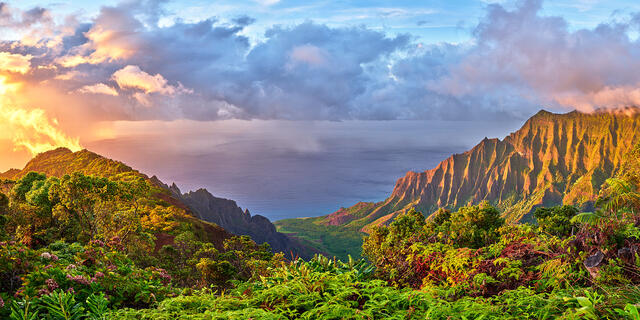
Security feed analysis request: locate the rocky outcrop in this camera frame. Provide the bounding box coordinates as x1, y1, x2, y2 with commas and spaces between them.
156, 181, 318, 259
321, 108, 640, 231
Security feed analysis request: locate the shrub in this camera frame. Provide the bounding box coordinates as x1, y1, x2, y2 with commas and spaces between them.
533, 205, 578, 237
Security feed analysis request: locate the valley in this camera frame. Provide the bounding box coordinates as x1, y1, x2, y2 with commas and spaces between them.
280, 109, 640, 258
3, 0, 640, 318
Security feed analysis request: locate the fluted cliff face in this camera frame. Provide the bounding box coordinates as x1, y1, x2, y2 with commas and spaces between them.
322, 109, 640, 231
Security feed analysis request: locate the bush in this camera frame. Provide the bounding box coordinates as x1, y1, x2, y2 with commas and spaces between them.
449, 201, 504, 249
533, 205, 578, 237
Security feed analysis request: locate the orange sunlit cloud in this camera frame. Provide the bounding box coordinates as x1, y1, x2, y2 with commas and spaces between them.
0, 52, 32, 74
553, 86, 640, 112
0, 76, 82, 159
55, 14, 141, 67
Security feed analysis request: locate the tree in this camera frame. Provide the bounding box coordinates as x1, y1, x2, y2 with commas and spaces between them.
49, 173, 119, 242
449, 201, 504, 248
388, 208, 426, 241
7, 174, 60, 245
0, 192, 8, 238
430, 208, 452, 226
10, 172, 46, 203
534, 205, 578, 237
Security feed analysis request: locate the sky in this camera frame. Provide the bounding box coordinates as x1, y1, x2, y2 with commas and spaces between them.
1, 0, 640, 219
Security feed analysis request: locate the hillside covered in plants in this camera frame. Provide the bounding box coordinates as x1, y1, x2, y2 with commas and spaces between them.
1, 139, 640, 318
5, 0, 640, 318
277, 109, 640, 258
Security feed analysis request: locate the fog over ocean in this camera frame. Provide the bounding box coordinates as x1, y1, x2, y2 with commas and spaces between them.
87, 119, 524, 221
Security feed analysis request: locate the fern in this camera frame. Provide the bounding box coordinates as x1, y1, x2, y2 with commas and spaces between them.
38, 291, 84, 320
85, 293, 110, 320
9, 300, 39, 320
570, 211, 607, 226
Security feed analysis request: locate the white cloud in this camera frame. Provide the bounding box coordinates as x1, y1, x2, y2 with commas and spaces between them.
254, 0, 280, 6
76, 83, 119, 96
112, 65, 190, 95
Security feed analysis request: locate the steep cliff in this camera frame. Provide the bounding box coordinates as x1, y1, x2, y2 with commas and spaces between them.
320, 108, 640, 231
157, 182, 318, 258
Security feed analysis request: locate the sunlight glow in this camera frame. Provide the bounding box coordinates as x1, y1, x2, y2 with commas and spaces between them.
0, 76, 82, 156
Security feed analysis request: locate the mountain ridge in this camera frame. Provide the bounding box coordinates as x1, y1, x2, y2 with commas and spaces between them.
300, 108, 640, 235
152, 178, 318, 258
0, 147, 314, 257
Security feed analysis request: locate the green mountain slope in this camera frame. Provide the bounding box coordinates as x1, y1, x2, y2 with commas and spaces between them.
278, 108, 640, 257
0, 147, 315, 257
0, 147, 136, 180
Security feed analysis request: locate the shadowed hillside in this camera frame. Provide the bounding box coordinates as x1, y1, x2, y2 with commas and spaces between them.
153, 180, 319, 258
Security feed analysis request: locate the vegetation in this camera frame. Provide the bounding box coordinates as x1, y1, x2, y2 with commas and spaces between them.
0, 171, 280, 319
275, 217, 365, 260
3, 144, 640, 318
111, 256, 635, 320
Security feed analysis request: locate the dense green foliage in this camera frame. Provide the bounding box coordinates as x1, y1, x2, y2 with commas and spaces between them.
110, 256, 640, 319
3, 144, 640, 318
0, 171, 280, 318
275, 217, 365, 260
533, 205, 579, 237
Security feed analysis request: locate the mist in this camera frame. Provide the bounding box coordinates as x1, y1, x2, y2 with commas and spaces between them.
84, 118, 524, 220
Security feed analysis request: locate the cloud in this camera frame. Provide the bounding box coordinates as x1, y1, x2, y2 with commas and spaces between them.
0, 52, 32, 73
0, 105, 82, 155
554, 86, 640, 112
0, 2, 52, 29
430, 0, 640, 113
233, 22, 410, 120
112, 65, 184, 95
0, 76, 81, 156
2, 0, 640, 133
254, 0, 280, 6
76, 83, 119, 96
132, 91, 152, 106
288, 45, 329, 68
54, 71, 84, 81
232, 15, 256, 26
56, 6, 144, 67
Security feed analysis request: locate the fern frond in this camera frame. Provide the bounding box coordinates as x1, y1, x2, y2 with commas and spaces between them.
570, 211, 606, 226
